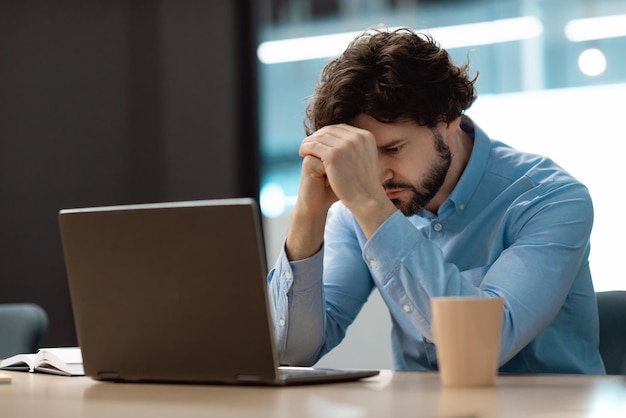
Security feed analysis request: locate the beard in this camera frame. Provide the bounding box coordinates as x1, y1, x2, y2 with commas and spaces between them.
383, 130, 452, 216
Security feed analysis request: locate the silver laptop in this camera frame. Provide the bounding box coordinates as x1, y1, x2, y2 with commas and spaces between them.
58, 198, 379, 385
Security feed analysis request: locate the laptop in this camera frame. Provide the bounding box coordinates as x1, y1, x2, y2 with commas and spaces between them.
58, 198, 379, 385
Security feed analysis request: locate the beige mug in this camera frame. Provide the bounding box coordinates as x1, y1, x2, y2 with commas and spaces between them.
431, 296, 504, 388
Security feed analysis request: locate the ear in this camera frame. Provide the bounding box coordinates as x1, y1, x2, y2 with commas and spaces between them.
445, 116, 462, 134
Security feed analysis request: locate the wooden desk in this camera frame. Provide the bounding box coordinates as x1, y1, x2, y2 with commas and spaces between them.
1, 370, 625, 418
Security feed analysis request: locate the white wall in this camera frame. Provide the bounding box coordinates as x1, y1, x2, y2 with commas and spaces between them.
263, 83, 626, 369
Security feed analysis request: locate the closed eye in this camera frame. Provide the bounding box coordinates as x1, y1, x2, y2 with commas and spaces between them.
379, 139, 407, 155
385, 145, 402, 154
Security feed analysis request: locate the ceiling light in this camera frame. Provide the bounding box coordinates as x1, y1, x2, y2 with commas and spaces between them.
258, 16, 543, 65
578, 48, 606, 76
565, 14, 626, 42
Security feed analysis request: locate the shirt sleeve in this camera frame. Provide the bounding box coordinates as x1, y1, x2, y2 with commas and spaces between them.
266, 207, 376, 366
267, 243, 326, 366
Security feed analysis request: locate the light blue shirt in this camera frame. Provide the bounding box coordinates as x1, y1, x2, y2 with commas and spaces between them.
267, 118, 605, 374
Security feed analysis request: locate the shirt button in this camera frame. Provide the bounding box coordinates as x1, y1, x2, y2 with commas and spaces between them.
459, 204, 465, 211
368, 259, 378, 269
285, 270, 293, 279
433, 223, 443, 232
402, 304, 411, 313
279, 319, 285, 327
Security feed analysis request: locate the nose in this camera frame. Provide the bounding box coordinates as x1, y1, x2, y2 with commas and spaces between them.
379, 158, 393, 184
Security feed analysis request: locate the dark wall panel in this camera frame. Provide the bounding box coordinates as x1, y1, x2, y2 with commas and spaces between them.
0, 0, 258, 347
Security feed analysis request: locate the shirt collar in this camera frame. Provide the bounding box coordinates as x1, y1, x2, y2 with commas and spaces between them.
444, 115, 491, 216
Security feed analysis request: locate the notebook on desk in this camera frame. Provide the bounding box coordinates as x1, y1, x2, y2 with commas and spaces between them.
58, 198, 379, 386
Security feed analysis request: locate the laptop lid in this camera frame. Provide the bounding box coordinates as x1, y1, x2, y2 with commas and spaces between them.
59, 198, 379, 385
59, 198, 285, 384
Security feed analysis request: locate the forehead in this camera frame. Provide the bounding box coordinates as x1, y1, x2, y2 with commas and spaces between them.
350, 114, 430, 144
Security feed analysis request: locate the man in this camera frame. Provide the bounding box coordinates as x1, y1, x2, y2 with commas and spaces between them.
266, 28, 605, 374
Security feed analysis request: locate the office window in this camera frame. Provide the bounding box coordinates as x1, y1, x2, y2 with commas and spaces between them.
257, 0, 626, 291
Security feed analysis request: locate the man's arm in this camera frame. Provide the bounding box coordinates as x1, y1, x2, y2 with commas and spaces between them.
268, 205, 376, 366
360, 182, 594, 366
269, 123, 390, 365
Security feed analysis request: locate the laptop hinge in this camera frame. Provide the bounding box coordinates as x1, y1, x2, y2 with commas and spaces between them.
97, 371, 122, 381
236, 374, 262, 382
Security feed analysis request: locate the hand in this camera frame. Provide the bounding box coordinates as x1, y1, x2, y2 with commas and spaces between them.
299, 124, 382, 209
298, 124, 396, 238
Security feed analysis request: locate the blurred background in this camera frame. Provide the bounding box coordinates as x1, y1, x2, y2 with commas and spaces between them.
1, 0, 624, 368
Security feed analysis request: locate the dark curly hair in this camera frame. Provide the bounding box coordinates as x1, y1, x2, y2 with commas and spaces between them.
304, 28, 478, 135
